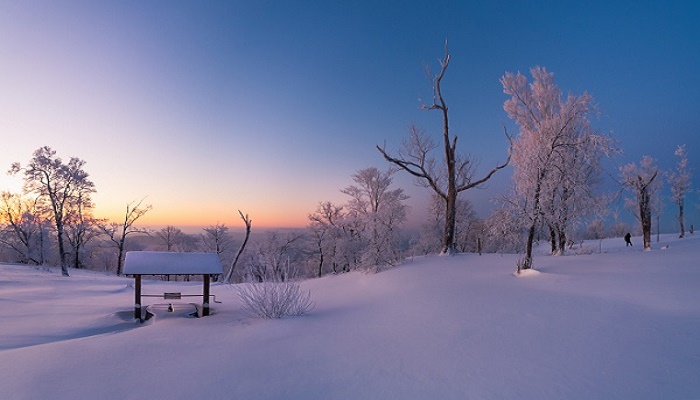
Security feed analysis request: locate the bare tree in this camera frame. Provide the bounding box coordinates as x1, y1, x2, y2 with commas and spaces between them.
156, 225, 184, 252
176, 232, 200, 252
668, 145, 692, 238
202, 223, 233, 280
99, 199, 152, 275
223, 211, 251, 284
377, 43, 510, 254
620, 156, 661, 251
10, 146, 95, 276
202, 223, 232, 256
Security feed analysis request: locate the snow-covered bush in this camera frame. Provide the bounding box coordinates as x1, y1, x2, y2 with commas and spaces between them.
237, 281, 314, 319
572, 245, 598, 255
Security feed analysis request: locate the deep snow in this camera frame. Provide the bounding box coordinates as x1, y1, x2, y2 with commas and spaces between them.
1, 234, 699, 399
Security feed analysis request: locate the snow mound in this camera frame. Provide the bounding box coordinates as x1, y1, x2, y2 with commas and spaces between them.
513, 268, 540, 277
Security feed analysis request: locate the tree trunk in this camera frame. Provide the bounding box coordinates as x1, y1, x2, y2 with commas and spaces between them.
440, 76, 457, 255
522, 171, 545, 269
640, 187, 652, 250
73, 247, 80, 269
549, 225, 557, 254
678, 200, 685, 238
116, 239, 126, 276
56, 221, 69, 276
523, 223, 536, 270
224, 211, 251, 284
39, 223, 46, 265
558, 187, 569, 255
317, 249, 324, 278
442, 191, 457, 254
557, 227, 567, 255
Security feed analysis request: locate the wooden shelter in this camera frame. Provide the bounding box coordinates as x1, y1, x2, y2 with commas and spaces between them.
123, 251, 223, 320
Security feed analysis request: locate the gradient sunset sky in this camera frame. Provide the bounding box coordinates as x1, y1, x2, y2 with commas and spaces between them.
1, 1, 698, 230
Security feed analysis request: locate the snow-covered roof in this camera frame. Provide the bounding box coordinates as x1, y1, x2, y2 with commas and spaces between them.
123, 251, 223, 275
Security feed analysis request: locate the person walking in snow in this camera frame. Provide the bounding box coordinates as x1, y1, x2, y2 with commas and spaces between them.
624, 233, 632, 246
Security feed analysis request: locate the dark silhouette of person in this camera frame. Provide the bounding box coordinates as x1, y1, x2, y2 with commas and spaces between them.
624, 233, 632, 246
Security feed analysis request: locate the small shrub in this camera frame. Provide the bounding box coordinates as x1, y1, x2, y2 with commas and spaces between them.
573, 245, 598, 255
237, 281, 314, 319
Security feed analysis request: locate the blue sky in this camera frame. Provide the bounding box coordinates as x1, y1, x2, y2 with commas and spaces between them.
0, 1, 698, 231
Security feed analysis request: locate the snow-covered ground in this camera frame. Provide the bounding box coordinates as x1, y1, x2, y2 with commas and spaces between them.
1, 234, 699, 399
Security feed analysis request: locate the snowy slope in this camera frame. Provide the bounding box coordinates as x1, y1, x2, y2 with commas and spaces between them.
1, 234, 699, 399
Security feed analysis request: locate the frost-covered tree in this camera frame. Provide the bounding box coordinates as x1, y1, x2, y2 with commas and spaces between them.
307, 168, 408, 275
608, 208, 631, 238
668, 145, 692, 238
584, 219, 607, 240
309, 208, 363, 274
483, 205, 523, 254
620, 156, 661, 251
247, 231, 305, 282
341, 167, 408, 269
99, 199, 152, 275
378, 44, 510, 255
542, 143, 610, 254
307, 201, 346, 276
502, 67, 613, 269
63, 188, 101, 269
10, 146, 95, 276
0, 192, 47, 264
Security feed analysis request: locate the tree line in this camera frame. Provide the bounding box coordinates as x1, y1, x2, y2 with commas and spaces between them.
0, 46, 694, 277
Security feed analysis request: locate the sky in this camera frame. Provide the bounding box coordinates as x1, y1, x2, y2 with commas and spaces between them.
0, 1, 698, 231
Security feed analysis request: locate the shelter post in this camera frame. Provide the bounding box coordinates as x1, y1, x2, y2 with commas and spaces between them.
134, 274, 142, 320
203, 274, 211, 316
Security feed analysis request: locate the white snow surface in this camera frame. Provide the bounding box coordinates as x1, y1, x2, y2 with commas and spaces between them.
1, 234, 699, 399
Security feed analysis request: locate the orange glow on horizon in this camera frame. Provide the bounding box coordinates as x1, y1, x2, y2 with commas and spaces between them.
95, 204, 310, 231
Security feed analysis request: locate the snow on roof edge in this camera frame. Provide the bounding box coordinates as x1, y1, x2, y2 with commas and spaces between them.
123, 251, 223, 275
